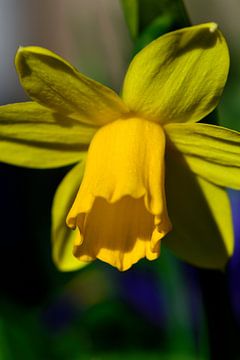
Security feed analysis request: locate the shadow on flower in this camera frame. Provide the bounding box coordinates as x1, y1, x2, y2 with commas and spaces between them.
163, 139, 231, 269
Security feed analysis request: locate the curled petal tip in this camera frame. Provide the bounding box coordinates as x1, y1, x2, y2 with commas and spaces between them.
66, 218, 76, 230
209, 22, 218, 33
16, 46, 23, 54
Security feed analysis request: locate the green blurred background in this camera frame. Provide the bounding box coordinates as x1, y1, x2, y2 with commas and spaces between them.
0, 1, 240, 359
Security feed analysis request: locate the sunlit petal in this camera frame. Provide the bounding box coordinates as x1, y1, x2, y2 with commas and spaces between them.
15, 46, 128, 126
165, 122, 240, 189
0, 102, 94, 168
122, 23, 229, 124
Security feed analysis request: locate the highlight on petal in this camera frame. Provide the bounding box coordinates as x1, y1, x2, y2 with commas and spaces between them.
165, 122, 240, 189
52, 160, 88, 271
0, 102, 94, 168
122, 23, 229, 124
15, 46, 129, 126
67, 117, 172, 271
163, 149, 234, 269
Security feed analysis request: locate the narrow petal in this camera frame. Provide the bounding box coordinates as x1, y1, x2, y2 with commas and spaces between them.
165, 123, 240, 189
67, 117, 171, 271
163, 149, 234, 269
0, 102, 94, 168
15, 47, 128, 126
122, 23, 229, 124
52, 161, 88, 271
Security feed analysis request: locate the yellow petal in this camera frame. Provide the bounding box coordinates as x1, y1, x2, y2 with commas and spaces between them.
67, 117, 172, 271
0, 102, 94, 168
122, 23, 229, 124
165, 122, 240, 189
163, 149, 234, 269
52, 160, 88, 271
15, 46, 128, 126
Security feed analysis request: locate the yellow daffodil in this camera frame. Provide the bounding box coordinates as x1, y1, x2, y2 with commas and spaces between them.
0, 23, 239, 271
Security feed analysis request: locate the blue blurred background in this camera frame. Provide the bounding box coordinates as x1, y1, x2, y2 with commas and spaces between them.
0, 1, 240, 359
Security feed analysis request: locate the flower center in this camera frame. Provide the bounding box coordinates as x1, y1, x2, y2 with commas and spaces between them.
67, 117, 172, 270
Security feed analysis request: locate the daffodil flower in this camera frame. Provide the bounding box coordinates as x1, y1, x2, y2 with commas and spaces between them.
1, 23, 239, 271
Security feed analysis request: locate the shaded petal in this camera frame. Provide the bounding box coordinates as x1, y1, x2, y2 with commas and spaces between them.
165, 122, 240, 189
122, 23, 229, 124
163, 149, 234, 269
15, 46, 128, 126
52, 161, 88, 271
73, 196, 161, 271
67, 117, 171, 271
0, 102, 93, 168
